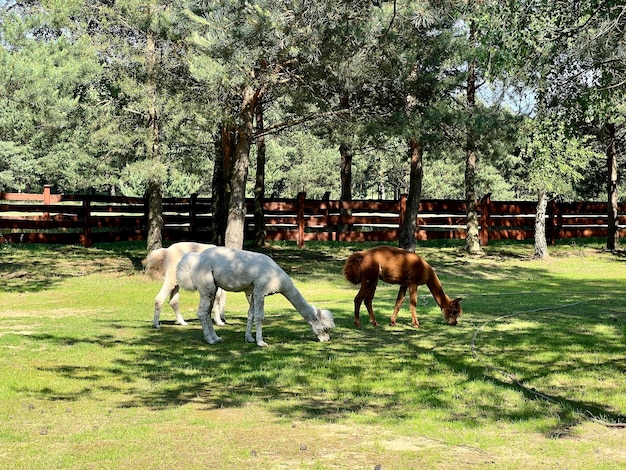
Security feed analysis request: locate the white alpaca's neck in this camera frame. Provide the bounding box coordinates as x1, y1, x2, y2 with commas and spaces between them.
279, 276, 316, 322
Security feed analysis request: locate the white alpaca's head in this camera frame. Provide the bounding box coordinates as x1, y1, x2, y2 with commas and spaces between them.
310, 308, 335, 342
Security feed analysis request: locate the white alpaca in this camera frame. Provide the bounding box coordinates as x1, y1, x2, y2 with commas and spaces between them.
176, 247, 335, 347
143, 242, 226, 329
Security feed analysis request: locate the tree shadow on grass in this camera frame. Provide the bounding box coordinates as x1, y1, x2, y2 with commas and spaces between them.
9, 244, 626, 437
26, 293, 626, 437
432, 348, 626, 437
0, 244, 144, 293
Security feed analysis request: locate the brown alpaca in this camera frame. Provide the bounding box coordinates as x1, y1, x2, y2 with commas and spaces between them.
343, 245, 462, 328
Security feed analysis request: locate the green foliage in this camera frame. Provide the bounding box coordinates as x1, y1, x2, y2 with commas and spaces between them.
262, 132, 340, 198
118, 160, 204, 198
354, 143, 409, 199
0, 0, 622, 204
517, 117, 601, 199
498, 1, 626, 202
421, 151, 517, 200
0, 141, 38, 191
0, 2, 101, 193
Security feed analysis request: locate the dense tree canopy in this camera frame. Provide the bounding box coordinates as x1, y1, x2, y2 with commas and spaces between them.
1, 0, 623, 249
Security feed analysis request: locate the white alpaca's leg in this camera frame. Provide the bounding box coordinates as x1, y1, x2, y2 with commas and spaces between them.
197, 286, 222, 344
212, 288, 226, 326
253, 293, 268, 347
153, 281, 174, 329
198, 299, 222, 344
169, 285, 188, 326
245, 292, 255, 343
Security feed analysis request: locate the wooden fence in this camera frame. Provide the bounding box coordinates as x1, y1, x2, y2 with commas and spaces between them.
1, 186, 625, 247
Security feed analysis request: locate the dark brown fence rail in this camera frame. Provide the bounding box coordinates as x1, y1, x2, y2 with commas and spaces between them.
1, 187, 625, 247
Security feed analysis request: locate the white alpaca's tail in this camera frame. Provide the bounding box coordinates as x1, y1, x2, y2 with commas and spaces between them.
176, 252, 200, 292
142, 248, 168, 281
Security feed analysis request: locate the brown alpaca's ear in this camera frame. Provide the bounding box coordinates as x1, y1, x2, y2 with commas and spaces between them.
452, 298, 462, 316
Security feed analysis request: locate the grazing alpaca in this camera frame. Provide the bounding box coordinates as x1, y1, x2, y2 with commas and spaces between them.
143, 242, 226, 329
176, 247, 335, 347
343, 245, 462, 328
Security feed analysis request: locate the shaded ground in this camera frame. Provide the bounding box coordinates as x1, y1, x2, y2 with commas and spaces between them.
0, 240, 624, 469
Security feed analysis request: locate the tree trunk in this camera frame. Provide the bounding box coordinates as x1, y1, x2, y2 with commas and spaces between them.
465, 145, 481, 253
210, 125, 232, 246
253, 98, 267, 247
146, 181, 163, 253
398, 139, 424, 252
606, 122, 620, 251
224, 86, 257, 249
339, 141, 353, 233
464, 26, 481, 255
145, 29, 162, 252
533, 189, 550, 259
340, 142, 353, 203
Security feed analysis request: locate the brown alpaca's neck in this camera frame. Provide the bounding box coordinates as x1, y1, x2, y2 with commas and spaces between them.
426, 268, 451, 308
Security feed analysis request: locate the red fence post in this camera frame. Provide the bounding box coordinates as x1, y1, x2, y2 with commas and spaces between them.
398, 194, 407, 232
547, 200, 555, 245
190, 193, 198, 237
82, 197, 92, 248
297, 191, 305, 248
479, 193, 491, 246
43, 185, 51, 204
322, 191, 332, 242
43, 185, 51, 220
547, 200, 562, 245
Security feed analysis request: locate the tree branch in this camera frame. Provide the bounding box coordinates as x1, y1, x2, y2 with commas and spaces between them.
254, 108, 353, 138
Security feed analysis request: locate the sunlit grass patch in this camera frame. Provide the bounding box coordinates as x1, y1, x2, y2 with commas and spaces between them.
0, 240, 625, 468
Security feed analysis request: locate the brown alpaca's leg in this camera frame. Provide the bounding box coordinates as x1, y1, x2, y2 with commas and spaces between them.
354, 281, 378, 327
362, 284, 379, 326
390, 285, 408, 326
353, 288, 366, 328
409, 285, 419, 327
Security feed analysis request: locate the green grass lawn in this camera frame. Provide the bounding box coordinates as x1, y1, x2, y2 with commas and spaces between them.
0, 240, 624, 469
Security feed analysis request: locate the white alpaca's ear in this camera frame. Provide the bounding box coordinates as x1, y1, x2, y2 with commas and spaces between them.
316, 308, 322, 319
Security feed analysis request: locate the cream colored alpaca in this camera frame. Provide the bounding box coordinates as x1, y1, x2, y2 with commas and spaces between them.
143, 242, 225, 329
176, 247, 335, 347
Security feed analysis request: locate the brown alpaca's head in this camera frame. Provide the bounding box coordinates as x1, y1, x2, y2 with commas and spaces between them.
442, 298, 463, 326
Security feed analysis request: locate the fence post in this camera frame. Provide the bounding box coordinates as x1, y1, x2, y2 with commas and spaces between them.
190, 193, 198, 238
43, 185, 51, 220
547, 200, 554, 245
547, 200, 561, 245
479, 193, 491, 246
398, 194, 407, 232
297, 191, 305, 248
82, 196, 92, 248
43, 185, 51, 204
322, 191, 332, 241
